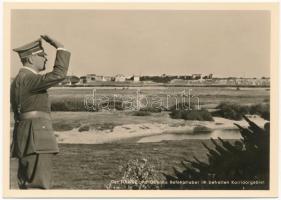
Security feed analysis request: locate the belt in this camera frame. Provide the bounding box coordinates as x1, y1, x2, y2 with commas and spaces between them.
18, 111, 51, 121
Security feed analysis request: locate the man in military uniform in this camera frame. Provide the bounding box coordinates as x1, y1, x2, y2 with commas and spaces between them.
11, 35, 71, 189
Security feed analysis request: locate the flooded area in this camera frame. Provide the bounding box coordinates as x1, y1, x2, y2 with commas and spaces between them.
50, 114, 265, 144
10, 111, 266, 145
137, 129, 241, 143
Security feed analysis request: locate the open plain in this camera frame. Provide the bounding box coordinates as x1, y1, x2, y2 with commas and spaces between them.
10, 86, 270, 189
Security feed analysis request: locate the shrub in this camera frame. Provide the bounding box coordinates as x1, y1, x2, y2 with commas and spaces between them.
163, 116, 269, 189
169, 109, 213, 121
139, 106, 165, 113
106, 158, 164, 190
213, 102, 270, 121
212, 102, 250, 120
51, 97, 87, 111
52, 98, 125, 111
249, 103, 270, 120
193, 125, 212, 133
131, 111, 151, 116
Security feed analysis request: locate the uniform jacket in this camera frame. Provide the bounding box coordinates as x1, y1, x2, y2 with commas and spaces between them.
11, 50, 71, 158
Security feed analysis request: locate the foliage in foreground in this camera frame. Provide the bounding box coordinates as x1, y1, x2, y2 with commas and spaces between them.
106, 158, 164, 190
163, 116, 270, 189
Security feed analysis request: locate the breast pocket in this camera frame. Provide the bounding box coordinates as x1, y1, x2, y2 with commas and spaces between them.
31, 118, 59, 153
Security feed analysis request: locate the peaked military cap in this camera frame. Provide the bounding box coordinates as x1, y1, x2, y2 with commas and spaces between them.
13, 38, 46, 58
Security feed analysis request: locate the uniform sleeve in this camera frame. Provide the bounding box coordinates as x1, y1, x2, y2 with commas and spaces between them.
27, 50, 71, 92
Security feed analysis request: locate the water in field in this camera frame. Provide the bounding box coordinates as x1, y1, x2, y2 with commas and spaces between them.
137, 129, 241, 143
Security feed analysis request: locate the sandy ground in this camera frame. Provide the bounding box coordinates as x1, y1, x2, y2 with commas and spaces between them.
55, 115, 267, 144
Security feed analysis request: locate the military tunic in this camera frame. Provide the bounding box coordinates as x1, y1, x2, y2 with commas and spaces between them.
10, 49, 71, 188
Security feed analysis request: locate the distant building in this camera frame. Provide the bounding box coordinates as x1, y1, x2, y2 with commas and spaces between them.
184, 75, 192, 80
95, 75, 104, 81
191, 74, 202, 80
226, 78, 236, 85
115, 74, 126, 82
58, 76, 79, 85
86, 74, 96, 82
259, 78, 270, 86
79, 76, 87, 84
205, 74, 213, 79
103, 76, 113, 81
85, 74, 113, 82
133, 75, 140, 82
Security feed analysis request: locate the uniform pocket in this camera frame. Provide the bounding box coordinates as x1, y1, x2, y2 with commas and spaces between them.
31, 118, 59, 153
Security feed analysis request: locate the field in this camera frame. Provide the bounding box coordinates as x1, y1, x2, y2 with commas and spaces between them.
10, 86, 270, 189
49, 87, 269, 111
10, 139, 231, 189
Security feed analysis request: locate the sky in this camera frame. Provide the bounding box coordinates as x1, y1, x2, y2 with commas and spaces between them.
11, 10, 270, 78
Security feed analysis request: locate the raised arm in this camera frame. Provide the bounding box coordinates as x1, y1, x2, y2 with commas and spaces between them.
28, 50, 71, 92
27, 35, 71, 92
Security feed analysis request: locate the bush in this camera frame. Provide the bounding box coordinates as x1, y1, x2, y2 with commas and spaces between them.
51, 97, 126, 112
163, 116, 270, 189
169, 109, 213, 121
213, 102, 270, 120
131, 111, 151, 116
249, 103, 270, 120
51, 97, 87, 111
212, 102, 249, 120
106, 158, 164, 190
193, 125, 212, 133
139, 106, 165, 113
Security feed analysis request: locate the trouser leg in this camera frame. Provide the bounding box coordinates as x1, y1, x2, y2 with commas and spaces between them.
17, 153, 54, 189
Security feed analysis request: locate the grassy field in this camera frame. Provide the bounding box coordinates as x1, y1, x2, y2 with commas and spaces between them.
49, 87, 269, 111
10, 139, 232, 189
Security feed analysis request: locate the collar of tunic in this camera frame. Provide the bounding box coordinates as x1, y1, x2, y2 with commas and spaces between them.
22, 66, 38, 74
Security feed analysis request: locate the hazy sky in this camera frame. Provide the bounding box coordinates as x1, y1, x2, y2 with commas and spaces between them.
11, 10, 270, 78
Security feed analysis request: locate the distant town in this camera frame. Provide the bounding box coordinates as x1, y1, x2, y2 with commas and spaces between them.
56, 73, 270, 87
